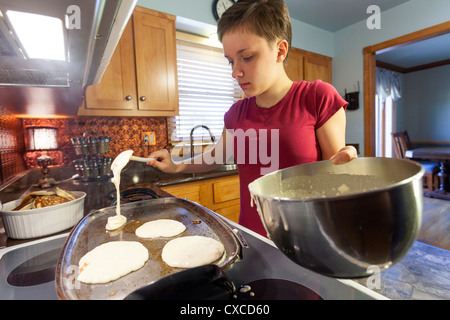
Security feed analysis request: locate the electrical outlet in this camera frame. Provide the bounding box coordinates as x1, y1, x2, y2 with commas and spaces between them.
142, 131, 156, 146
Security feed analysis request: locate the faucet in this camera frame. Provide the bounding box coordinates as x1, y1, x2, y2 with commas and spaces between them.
190, 125, 216, 158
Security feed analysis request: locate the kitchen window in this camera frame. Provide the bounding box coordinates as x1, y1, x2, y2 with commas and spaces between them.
169, 35, 242, 147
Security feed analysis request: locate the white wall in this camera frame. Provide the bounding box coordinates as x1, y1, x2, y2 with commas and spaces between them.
333, 0, 450, 154
398, 65, 450, 142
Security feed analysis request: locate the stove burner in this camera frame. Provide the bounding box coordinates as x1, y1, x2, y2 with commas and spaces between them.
7, 248, 61, 287
235, 279, 323, 300
111, 187, 160, 205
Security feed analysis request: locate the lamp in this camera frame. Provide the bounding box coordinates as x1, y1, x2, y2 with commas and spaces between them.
26, 127, 59, 188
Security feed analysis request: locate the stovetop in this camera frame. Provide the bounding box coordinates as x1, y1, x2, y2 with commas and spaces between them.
0, 221, 385, 300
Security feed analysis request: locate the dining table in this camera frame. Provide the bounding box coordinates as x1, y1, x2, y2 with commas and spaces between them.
405, 146, 450, 200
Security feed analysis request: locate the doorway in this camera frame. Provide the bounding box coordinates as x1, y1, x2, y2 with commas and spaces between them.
363, 21, 450, 156
375, 95, 396, 157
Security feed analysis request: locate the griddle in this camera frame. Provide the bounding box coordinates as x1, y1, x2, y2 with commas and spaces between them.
55, 197, 242, 300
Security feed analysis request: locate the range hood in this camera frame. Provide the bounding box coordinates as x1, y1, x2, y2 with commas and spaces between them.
0, 0, 137, 89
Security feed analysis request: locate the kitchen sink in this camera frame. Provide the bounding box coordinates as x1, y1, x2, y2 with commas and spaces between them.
213, 164, 237, 171
156, 164, 238, 187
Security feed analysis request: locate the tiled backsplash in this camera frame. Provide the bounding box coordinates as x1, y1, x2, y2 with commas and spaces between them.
0, 112, 169, 184
0, 96, 26, 184
22, 117, 169, 166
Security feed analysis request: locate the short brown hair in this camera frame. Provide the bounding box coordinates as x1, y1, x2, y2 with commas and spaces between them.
217, 0, 292, 57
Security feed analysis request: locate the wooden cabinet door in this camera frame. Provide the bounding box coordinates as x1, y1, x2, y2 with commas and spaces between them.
84, 21, 136, 111
80, 7, 179, 117
133, 9, 179, 115
304, 55, 332, 83
213, 176, 240, 204
285, 47, 332, 83
160, 183, 203, 204
284, 48, 304, 81
215, 204, 240, 223
160, 175, 240, 223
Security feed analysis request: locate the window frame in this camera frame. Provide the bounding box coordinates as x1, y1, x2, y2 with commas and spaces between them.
168, 32, 242, 149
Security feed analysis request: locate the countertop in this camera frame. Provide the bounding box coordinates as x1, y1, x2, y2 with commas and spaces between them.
1, 164, 449, 300
355, 241, 450, 299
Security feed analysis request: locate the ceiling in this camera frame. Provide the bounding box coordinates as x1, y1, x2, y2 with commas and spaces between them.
284, 0, 410, 32
284, 0, 450, 70
375, 32, 450, 70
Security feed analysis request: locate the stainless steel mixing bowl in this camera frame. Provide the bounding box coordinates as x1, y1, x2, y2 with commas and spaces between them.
248, 157, 424, 278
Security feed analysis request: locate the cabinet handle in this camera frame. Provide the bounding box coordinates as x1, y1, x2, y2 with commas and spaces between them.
125, 95, 132, 101
140, 96, 146, 101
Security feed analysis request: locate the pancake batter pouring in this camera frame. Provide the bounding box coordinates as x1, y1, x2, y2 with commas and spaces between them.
106, 150, 133, 230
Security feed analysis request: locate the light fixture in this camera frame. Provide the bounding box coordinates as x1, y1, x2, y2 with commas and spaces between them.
26, 127, 59, 188
26, 127, 58, 151
6, 10, 65, 61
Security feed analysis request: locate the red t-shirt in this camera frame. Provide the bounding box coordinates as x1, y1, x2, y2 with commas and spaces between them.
224, 80, 348, 236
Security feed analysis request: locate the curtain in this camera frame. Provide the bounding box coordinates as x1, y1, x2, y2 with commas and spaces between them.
376, 67, 402, 102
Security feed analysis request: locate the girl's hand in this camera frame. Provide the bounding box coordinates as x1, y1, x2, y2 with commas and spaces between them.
146, 149, 181, 173
330, 145, 358, 165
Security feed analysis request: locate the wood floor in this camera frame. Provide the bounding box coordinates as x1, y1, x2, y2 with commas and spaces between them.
417, 196, 450, 251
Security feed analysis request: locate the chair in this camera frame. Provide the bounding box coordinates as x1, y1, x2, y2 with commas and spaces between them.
392, 131, 407, 159
391, 131, 439, 193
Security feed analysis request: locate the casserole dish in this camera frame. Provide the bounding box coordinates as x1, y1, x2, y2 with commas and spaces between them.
0, 191, 86, 239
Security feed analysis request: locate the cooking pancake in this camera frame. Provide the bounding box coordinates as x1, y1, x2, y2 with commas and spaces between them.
135, 219, 186, 238
77, 241, 149, 284
161, 236, 225, 268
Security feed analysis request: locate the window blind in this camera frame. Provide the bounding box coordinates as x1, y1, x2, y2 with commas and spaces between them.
169, 39, 242, 145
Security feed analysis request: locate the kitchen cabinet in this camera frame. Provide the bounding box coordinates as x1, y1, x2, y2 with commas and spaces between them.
284, 47, 332, 83
78, 7, 179, 116
160, 174, 240, 223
